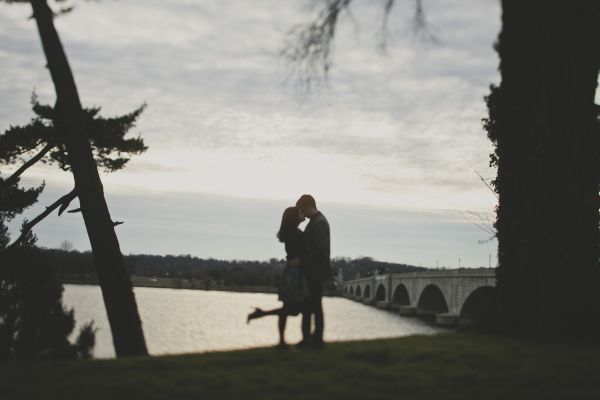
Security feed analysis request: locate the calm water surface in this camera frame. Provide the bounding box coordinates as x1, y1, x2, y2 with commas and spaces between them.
63, 284, 441, 358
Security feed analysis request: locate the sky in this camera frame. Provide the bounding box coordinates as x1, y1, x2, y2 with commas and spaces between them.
0, 0, 502, 268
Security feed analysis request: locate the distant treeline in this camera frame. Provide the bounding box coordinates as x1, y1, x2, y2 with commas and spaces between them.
37, 248, 426, 287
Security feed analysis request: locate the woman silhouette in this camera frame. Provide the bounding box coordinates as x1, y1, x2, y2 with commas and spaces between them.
247, 206, 308, 348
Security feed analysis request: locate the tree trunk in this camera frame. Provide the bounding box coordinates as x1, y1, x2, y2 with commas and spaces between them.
492, 0, 600, 339
30, 0, 147, 356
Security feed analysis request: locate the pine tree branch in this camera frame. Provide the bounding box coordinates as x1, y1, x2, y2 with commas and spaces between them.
7, 188, 77, 249
3, 142, 54, 186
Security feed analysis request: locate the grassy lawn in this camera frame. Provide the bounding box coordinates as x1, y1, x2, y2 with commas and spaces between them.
2, 332, 599, 400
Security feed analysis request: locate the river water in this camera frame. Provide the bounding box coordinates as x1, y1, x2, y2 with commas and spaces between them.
63, 284, 441, 358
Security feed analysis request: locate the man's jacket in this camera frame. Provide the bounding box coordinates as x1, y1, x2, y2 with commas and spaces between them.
302, 211, 332, 282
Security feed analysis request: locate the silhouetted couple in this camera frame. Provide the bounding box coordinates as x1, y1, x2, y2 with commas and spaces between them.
247, 194, 331, 349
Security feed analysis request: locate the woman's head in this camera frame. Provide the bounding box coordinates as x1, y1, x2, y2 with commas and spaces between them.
277, 206, 302, 242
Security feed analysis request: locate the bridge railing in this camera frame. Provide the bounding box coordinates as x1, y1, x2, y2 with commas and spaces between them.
342, 268, 495, 284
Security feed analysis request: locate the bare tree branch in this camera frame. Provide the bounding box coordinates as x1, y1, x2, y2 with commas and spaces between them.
2, 142, 55, 187
281, 0, 353, 93
455, 150, 498, 200
461, 210, 497, 244
410, 0, 438, 43
282, 0, 437, 93
58, 190, 77, 216
463, 210, 496, 234
379, 0, 395, 52
7, 188, 77, 249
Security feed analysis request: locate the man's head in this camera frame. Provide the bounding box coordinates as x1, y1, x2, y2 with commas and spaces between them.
296, 194, 318, 218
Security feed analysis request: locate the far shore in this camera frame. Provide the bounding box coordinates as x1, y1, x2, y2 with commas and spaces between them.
57, 275, 278, 295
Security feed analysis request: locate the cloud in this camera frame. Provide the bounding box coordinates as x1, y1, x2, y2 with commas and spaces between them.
1, 0, 501, 263
122, 160, 188, 174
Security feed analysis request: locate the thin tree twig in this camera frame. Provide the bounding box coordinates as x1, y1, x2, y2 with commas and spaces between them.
463, 210, 496, 235
410, 0, 438, 43
379, 0, 395, 52
461, 210, 497, 244
453, 149, 498, 199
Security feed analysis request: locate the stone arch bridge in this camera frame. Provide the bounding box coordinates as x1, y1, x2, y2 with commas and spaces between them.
339, 269, 496, 326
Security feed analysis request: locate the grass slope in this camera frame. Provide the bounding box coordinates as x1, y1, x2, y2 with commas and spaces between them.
2, 332, 599, 400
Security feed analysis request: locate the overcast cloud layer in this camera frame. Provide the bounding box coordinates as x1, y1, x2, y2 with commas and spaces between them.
1, 0, 500, 267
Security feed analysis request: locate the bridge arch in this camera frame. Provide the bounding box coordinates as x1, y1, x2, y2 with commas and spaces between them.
349, 286, 354, 296
343, 287, 348, 295
356, 285, 362, 297
417, 284, 448, 315
460, 286, 496, 326
363, 284, 371, 299
392, 283, 410, 306
375, 284, 386, 302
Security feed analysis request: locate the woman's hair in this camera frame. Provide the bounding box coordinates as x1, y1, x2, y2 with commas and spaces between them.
277, 206, 300, 243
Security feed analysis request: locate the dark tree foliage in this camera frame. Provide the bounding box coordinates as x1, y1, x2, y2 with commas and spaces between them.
0, 123, 96, 361
2, 0, 148, 356
484, 1, 600, 339
31, 249, 424, 287
0, 95, 147, 248
0, 221, 95, 360
0, 218, 8, 249
0, 178, 44, 220
0, 94, 147, 174
332, 256, 426, 280
0, 170, 45, 251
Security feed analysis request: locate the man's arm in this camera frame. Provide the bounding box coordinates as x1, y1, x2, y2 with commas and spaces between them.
311, 219, 330, 258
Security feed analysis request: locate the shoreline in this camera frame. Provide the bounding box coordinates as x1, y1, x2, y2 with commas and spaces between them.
57, 275, 278, 295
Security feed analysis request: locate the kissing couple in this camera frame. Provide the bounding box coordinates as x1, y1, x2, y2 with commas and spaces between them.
247, 194, 331, 349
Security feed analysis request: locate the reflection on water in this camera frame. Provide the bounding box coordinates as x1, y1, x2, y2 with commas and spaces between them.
62, 284, 441, 358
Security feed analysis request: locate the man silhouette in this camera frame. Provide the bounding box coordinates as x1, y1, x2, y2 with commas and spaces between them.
295, 194, 331, 347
